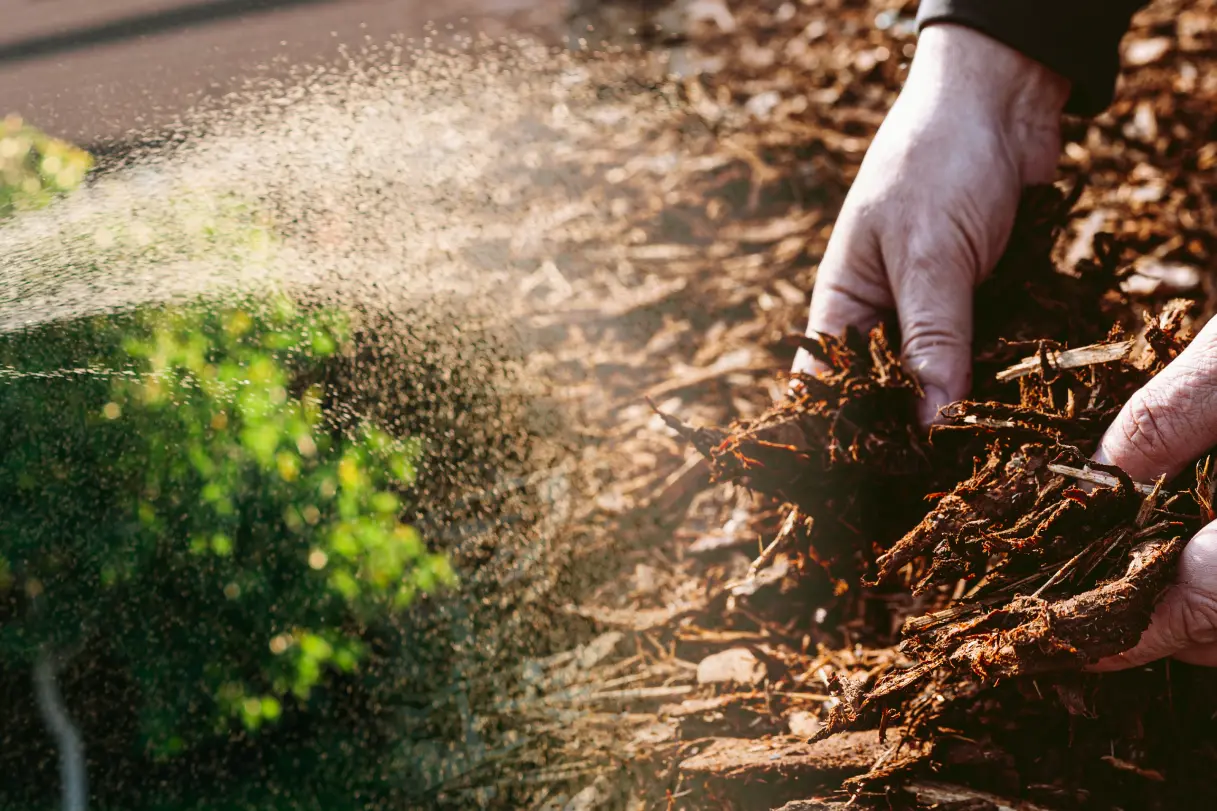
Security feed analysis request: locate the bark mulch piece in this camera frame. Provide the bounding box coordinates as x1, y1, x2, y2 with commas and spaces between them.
678, 730, 924, 780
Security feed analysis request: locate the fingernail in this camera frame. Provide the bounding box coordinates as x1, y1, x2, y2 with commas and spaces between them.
792, 346, 829, 378
918, 385, 950, 427
791, 347, 814, 376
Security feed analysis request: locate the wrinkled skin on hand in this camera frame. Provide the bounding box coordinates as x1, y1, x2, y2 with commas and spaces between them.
1092, 318, 1217, 669
797, 23, 1217, 669
794, 24, 1068, 426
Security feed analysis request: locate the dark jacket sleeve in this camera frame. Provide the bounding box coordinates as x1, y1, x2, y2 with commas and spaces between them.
916, 1, 1150, 116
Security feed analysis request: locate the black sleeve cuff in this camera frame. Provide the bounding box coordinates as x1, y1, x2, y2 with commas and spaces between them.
916, 0, 1149, 116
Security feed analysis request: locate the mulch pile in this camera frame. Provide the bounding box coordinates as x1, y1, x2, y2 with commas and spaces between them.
518, 1, 1217, 809
655, 196, 1214, 808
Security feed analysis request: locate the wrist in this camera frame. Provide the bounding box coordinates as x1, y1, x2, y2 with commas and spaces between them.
912, 24, 1070, 119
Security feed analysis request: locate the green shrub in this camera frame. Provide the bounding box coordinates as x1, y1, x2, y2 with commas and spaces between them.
0, 116, 92, 216
0, 294, 453, 768
0, 119, 557, 809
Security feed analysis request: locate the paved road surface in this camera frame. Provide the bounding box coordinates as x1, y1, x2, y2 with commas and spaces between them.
0, 0, 567, 149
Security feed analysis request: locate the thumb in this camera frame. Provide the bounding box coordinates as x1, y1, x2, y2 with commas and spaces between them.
1090, 521, 1217, 671
893, 261, 975, 427
1095, 317, 1217, 482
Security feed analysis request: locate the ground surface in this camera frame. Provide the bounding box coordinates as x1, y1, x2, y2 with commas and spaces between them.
504, 1, 1217, 809
5, 1, 1217, 809
0, 0, 567, 146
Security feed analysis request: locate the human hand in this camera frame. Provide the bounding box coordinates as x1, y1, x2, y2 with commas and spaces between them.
1090, 318, 1217, 670
793, 24, 1070, 425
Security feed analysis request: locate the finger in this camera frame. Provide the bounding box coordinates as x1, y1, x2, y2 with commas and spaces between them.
1174, 639, 1217, 667
792, 279, 886, 379
792, 223, 891, 379
893, 259, 975, 427
1089, 521, 1217, 671
1095, 317, 1217, 481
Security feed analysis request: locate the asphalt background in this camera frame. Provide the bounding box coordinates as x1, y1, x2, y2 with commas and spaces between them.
0, 0, 566, 148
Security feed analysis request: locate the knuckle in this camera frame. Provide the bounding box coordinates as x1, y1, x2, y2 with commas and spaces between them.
1114, 358, 1217, 478
1120, 393, 1171, 453
1167, 588, 1217, 648
1116, 391, 1181, 476
900, 315, 968, 357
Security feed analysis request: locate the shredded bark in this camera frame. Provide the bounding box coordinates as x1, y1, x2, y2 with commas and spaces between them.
518, 1, 1217, 809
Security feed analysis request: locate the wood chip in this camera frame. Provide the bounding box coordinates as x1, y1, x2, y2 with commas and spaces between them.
547, 685, 695, 706
1101, 755, 1166, 781
679, 730, 916, 779
564, 603, 700, 631
747, 507, 805, 579
562, 776, 613, 811
788, 710, 824, 739
659, 693, 759, 717
1125, 36, 1173, 66
904, 781, 1055, 811
1047, 463, 1160, 495
688, 530, 753, 554
696, 647, 766, 685
650, 454, 712, 513
995, 339, 1135, 382
728, 555, 790, 596
573, 632, 624, 670
643, 355, 770, 401
720, 212, 819, 244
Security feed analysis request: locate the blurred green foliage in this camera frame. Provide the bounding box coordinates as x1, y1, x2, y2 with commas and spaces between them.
0, 120, 539, 808
0, 295, 453, 758
0, 115, 93, 216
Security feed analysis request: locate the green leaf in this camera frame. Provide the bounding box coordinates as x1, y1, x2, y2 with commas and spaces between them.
299, 633, 333, 662
210, 534, 233, 556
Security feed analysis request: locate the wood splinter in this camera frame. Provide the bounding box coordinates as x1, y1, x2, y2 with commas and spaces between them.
996, 339, 1135, 382
1047, 463, 1162, 496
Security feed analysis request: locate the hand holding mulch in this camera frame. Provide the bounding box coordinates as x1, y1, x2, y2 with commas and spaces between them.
775, 0, 1217, 720
793, 24, 1071, 426
657, 208, 1215, 749
1089, 314, 1217, 670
